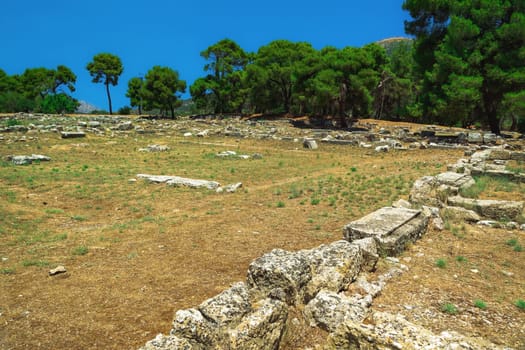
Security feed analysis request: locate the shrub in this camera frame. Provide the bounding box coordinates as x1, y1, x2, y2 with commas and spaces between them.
474, 299, 487, 309
441, 302, 458, 314
514, 299, 525, 311
435, 258, 447, 268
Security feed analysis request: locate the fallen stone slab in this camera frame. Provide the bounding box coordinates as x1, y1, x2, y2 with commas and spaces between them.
198, 282, 251, 327
435, 172, 475, 190
7, 154, 51, 165
138, 144, 170, 152
48, 265, 66, 276
326, 311, 508, 350
343, 207, 429, 256
447, 195, 524, 221
60, 131, 86, 138
216, 182, 243, 193
303, 138, 318, 149
137, 174, 220, 190
441, 206, 481, 223
247, 248, 311, 305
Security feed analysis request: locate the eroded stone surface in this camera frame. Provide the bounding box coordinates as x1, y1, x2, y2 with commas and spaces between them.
447, 195, 524, 221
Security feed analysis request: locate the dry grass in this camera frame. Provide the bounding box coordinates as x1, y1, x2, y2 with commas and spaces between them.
0, 122, 522, 349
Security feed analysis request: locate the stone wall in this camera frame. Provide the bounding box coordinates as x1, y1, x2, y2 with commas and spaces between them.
141, 146, 523, 349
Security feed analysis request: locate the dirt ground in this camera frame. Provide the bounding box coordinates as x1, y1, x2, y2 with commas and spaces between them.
0, 117, 523, 349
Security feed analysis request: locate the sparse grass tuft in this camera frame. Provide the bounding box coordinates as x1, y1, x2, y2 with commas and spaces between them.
73, 246, 88, 256
435, 258, 447, 269
515, 299, 525, 311
441, 302, 458, 314
474, 299, 487, 309
276, 201, 285, 208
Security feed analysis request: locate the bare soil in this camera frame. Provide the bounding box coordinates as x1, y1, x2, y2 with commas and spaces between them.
0, 118, 523, 349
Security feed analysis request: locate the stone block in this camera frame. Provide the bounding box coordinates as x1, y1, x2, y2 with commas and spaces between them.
198, 282, 251, 326
447, 195, 524, 221
247, 249, 311, 305
228, 298, 288, 350
300, 240, 363, 301
343, 207, 429, 256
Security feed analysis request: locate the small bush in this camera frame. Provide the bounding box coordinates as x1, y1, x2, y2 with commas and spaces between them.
514, 244, 523, 252
435, 258, 447, 268
514, 299, 525, 311
276, 201, 285, 208
310, 198, 320, 205
474, 299, 487, 309
441, 302, 458, 314
456, 256, 467, 263
506, 238, 518, 246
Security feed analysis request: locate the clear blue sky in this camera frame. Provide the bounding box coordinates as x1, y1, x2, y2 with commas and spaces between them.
3, 0, 411, 111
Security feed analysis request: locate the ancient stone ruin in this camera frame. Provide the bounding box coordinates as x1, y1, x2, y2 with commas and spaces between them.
140, 146, 521, 350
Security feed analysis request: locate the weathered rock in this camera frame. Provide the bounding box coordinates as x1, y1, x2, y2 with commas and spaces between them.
198, 282, 251, 326
137, 174, 220, 190
304, 291, 370, 332
488, 149, 511, 160
139, 334, 194, 350
139, 144, 170, 152
374, 145, 389, 152
171, 308, 219, 346
247, 249, 311, 305
60, 131, 86, 138
391, 199, 412, 209
228, 298, 288, 350
217, 182, 243, 193
303, 138, 318, 150
441, 206, 481, 223
343, 207, 429, 256
483, 132, 498, 144
300, 240, 363, 301
447, 195, 524, 221
467, 132, 483, 143
435, 172, 475, 190
325, 311, 507, 350
8, 154, 51, 165
114, 121, 133, 130
350, 237, 378, 272
510, 151, 525, 162
48, 265, 66, 276
409, 176, 441, 207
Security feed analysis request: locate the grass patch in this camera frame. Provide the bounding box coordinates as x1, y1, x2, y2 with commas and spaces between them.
515, 299, 525, 311
22, 260, 50, 267
474, 299, 487, 310
276, 201, 285, 208
1, 267, 15, 274
435, 258, 447, 269
72, 246, 88, 256
441, 302, 458, 314
456, 256, 468, 263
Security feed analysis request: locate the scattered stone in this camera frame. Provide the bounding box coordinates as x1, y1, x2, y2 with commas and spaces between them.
137, 174, 220, 190
183, 132, 192, 137
217, 182, 243, 193
49, 265, 66, 276
139, 144, 170, 152
303, 138, 318, 149
114, 121, 133, 130
197, 130, 209, 137
60, 131, 86, 138
391, 199, 412, 209
374, 145, 389, 152
7, 154, 51, 165
139, 334, 192, 350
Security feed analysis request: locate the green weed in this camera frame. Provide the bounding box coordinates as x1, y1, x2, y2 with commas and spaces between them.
441, 302, 458, 314
73, 246, 88, 256
474, 299, 487, 309
435, 258, 447, 269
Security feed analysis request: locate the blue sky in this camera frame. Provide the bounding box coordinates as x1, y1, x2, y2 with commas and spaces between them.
3, 1, 411, 111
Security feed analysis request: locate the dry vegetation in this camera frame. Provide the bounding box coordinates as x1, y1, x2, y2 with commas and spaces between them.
0, 120, 524, 349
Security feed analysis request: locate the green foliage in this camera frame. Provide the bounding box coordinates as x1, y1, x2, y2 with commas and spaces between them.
142, 66, 186, 118
117, 106, 132, 115
73, 245, 88, 256
86, 53, 124, 114
40, 93, 79, 114
474, 299, 487, 309
126, 77, 144, 114
403, 0, 525, 133
515, 299, 525, 310
435, 258, 447, 268
441, 302, 458, 314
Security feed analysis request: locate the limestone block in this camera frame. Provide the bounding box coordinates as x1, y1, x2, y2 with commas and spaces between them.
350, 237, 379, 272
303, 138, 318, 149
171, 308, 219, 346
435, 172, 475, 190
228, 298, 288, 350
488, 149, 511, 160
441, 206, 481, 223
447, 195, 524, 221
343, 207, 429, 256
198, 282, 251, 326
300, 240, 363, 301
409, 176, 441, 207
247, 249, 311, 305
303, 291, 369, 332
139, 334, 194, 350
325, 311, 507, 350
60, 131, 86, 138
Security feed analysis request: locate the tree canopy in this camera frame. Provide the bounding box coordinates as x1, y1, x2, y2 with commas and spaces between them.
142, 66, 186, 118
86, 53, 123, 115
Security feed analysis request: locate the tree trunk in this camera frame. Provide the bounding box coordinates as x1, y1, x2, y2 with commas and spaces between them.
338, 83, 348, 128
105, 82, 113, 115
487, 109, 501, 135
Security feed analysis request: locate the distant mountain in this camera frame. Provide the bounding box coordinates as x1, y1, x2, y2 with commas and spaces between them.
376, 37, 413, 55
76, 100, 99, 114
